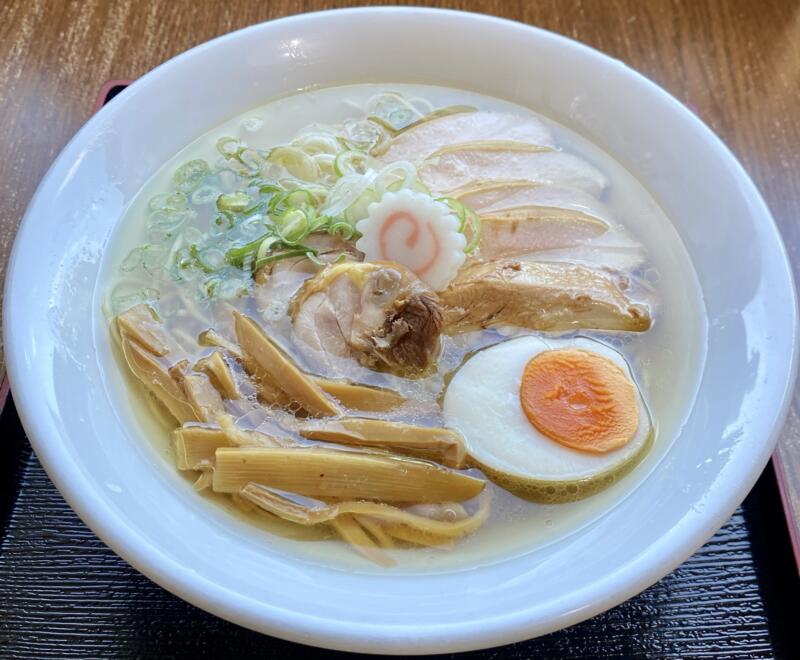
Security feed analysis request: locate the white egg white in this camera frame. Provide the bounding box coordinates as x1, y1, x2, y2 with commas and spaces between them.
443, 335, 653, 502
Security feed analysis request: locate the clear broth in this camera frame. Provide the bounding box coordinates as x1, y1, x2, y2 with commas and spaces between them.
103, 83, 707, 571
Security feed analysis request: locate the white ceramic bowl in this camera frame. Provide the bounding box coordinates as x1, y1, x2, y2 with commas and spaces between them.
4, 7, 797, 654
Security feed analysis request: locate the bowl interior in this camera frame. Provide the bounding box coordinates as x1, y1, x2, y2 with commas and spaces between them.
4, 8, 797, 654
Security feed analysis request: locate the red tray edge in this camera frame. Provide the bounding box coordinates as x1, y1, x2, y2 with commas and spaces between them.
772, 452, 800, 574
91, 79, 134, 114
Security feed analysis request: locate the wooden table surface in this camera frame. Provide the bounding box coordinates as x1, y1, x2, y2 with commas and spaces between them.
0, 0, 798, 647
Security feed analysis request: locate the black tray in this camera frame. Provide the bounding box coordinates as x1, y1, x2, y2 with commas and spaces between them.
0, 85, 797, 659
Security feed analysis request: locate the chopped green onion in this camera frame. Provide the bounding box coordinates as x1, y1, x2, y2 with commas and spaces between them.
462, 206, 482, 253
225, 233, 272, 268
189, 244, 217, 273
148, 210, 187, 233
308, 213, 332, 233
276, 208, 309, 243
329, 221, 358, 241
240, 148, 266, 172
141, 244, 167, 270
183, 226, 204, 245
166, 234, 184, 264
125, 97, 469, 307
305, 251, 326, 266
220, 158, 251, 177
216, 191, 252, 213
334, 150, 370, 177
294, 183, 329, 204
343, 187, 379, 224
342, 118, 386, 152
366, 92, 423, 131
292, 133, 340, 155
201, 276, 221, 299
268, 146, 319, 181
217, 137, 243, 159
321, 171, 376, 217
256, 235, 280, 262
436, 197, 482, 253
173, 159, 210, 193
174, 246, 194, 271
201, 248, 226, 270
437, 197, 466, 228
213, 212, 235, 231
242, 117, 264, 132
388, 108, 415, 128
192, 185, 221, 205
120, 246, 144, 272
147, 194, 170, 213
148, 192, 189, 213
268, 188, 317, 218
254, 247, 316, 271
313, 153, 336, 175
286, 189, 317, 209
242, 201, 266, 217
167, 192, 189, 209
267, 191, 287, 216
256, 182, 283, 196
374, 161, 416, 196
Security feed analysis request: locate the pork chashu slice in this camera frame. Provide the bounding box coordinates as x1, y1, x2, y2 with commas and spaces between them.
440, 259, 651, 334
290, 261, 443, 376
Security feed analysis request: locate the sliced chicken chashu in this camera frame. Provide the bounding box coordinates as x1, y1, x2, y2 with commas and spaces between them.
440, 259, 651, 333
290, 262, 443, 376
454, 183, 612, 220
419, 144, 608, 195
522, 236, 648, 273
449, 182, 645, 261
475, 209, 646, 265
476, 210, 610, 260
377, 111, 556, 164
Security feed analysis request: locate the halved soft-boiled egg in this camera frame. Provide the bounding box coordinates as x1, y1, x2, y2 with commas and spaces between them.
443, 335, 653, 503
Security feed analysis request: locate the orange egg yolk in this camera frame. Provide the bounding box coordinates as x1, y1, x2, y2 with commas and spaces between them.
520, 348, 639, 454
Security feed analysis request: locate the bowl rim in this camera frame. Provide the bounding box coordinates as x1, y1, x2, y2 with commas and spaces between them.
4, 6, 798, 653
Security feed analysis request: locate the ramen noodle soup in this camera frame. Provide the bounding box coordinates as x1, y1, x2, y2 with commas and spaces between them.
105, 84, 706, 568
